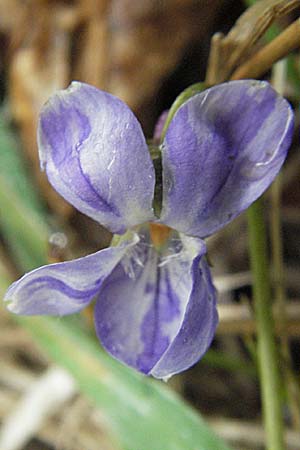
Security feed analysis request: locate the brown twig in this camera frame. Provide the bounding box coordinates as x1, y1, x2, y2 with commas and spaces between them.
231, 18, 300, 80
225, 0, 300, 72
209, 419, 300, 450
217, 302, 300, 336
205, 32, 224, 86
205, 0, 300, 84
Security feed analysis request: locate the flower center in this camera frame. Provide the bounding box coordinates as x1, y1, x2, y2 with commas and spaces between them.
149, 223, 172, 250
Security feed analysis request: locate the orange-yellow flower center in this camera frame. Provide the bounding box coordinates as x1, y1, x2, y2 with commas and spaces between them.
149, 223, 172, 249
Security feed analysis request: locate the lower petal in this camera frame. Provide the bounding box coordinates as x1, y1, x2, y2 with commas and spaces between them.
94, 231, 218, 378
150, 247, 218, 379
4, 233, 138, 315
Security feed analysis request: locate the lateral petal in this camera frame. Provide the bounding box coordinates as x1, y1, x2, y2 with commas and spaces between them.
4, 233, 138, 315
161, 80, 294, 237
38, 82, 155, 234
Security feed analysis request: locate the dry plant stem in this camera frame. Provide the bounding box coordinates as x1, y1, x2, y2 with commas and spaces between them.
231, 18, 300, 80
226, 0, 300, 72
209, 419, 300, 450
205, 0, 300, 84
247, 200, 284, 450
217, 301, 300, 336
0, 367, 76, 450
205, 32, 223, 86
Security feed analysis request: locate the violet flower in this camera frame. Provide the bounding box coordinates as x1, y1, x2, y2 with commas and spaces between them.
4, 80, 293, 379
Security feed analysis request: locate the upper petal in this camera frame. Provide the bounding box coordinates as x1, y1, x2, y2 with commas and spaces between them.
4, 233, 138, 315
38, 82, 155, 234
94, 230, 218, 378
160, 80, 294, 237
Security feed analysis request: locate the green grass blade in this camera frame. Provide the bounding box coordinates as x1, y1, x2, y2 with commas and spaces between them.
18, 315, 232, 450
0, 113, 48, 270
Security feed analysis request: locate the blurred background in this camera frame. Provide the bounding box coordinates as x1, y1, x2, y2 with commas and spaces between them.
0, 1, 299, 449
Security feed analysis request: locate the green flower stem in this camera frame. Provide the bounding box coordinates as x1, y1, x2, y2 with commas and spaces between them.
161, 82, 205, 139
271, 60, 300, 429
271, 167, 300, 430
247, 199, 285, 450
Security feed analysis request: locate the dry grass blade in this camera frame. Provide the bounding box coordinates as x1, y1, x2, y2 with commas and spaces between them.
231, 17, 300, 80
226, 0, 300, 52
206, 0, 300, 84
217, 302, 300, 336
209, 419, 300, 450
0, 367, 76, 450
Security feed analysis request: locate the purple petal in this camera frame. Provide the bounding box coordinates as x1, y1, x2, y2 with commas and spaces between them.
38, 82, 155, 234
161, 80, 294, 237
94, 230, 218, 378
4, 233, 139, 315
151, 236, 218, 378
153, 110, 169, 143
